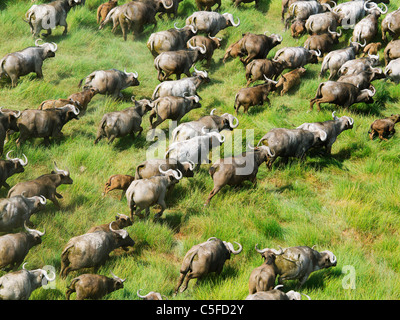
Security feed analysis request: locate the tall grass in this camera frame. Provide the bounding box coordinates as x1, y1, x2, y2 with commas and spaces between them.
0, 0, 400, 300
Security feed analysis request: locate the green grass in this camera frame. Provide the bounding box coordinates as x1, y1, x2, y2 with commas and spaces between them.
1, 0, 400, 300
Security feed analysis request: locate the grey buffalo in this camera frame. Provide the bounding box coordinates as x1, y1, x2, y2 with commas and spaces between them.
60, 223, 135, 278
174, 237, 242, 294
8, 162, 73, 209
351, 3, 387, 44
66, 272, 126, 300
381, 6, 400, 42
297, 111, 354, 154
126, 166, 183, 219
204, 145, 274, 205
24, 0, 85, 38
274, 245, 337, 287
185, 11, 240, 37
15, 104, 79, 146
135, 158, 195, 180
149, 95, 201, 129
79, 69, 140, 99
0, 109, 21, 155
94, 98, 152, 144
0, 223, 45, 271
245, 284, 311, 300
171, 108, 239, 142
320, 41, 366, 79
385, 57, 400, 83
0, 263, 55, 300
152, 68, 210, 99
0, 194, 46, 232
0, 40, 57, 87
257, 127, 328, 169
147, 23, 198, 57
273, 46, 321, 69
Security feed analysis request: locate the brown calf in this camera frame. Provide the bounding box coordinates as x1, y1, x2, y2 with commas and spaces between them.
290, 19, 306, 38
103, 174, 135, 200
97, 0, 118, 24
222, 39, 244, 63
67, 88, 98, 113
363, 42, 382, 57
275, 67, 306, 96
369, 114, 400, 141
38, 98, 81, 110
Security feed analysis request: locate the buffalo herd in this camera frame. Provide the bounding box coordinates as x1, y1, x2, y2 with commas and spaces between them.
0, 0, 398, 301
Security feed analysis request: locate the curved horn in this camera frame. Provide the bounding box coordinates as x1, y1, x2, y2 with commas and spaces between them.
109, 222, 128, 239
137, 289, 151, 299
207, 237, 218, 241
22, 262, 28, 270
332, 111, 339, 120
346, 116, 354, 126
255, 244, 268, 254
263, 74, 278, 84
50, 42, 57, 52
5, 150, 12, 160
174, 22, 182, 30
24, 221, 45, 236
42, 269, 56, 282
248, 143, 256, 150
182, 160, 195, 171
378, 3, 388, 14
39, 195, 47, 205
173, 169, 183, 180
229, 114, 239, 129
54, 161, 68, 175
19, 154, 28, 166
161, 0, 173, 9
110, 271, 126, 282
210, 108, 216, 115
35, 39, 44, 47
226, 241, 242, 254
301, 293, 312, 300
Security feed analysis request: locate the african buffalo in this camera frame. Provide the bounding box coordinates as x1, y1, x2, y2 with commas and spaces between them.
185, 11, 240, 37
174, 237, 242, 294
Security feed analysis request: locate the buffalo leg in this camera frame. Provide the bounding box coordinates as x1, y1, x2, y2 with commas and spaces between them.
174, 273, 186, 294
50, 196, 61, 209
204, 185, 223, 206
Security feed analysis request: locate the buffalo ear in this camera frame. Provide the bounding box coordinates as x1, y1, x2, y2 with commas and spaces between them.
50, 170, 56, 174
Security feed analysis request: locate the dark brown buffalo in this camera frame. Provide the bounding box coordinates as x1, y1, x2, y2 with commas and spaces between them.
15, 105, 79, 146
0, 223, 45, 271
234, 79, 275, 114
66, 272, 125, 300
195, 0, 220, 11
0, 109, 20, 155
8, 162, 73, 209
245, 59, 286, 87
303, 28, 341, 54
233, 32, 283, 66
0, 151, 28, 189
369, 114, 400, 140
310, 81, 376, 111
